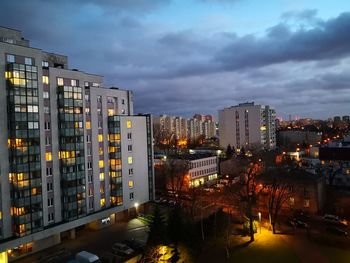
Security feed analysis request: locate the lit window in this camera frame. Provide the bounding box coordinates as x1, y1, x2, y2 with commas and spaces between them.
98, 134, 103, 142
99, 147, 103, 155
71, 79, 77, 86
42, 76, 49, 84
45, 152, 52, 161
19, 224, 25, 234
99, 160, 104, 168
86, 121, 91, 129
128, 156, 133, 164
128, 180, 134, 188
108, 109, 114, 116
100, 198, 105, 207
42, 61, 49, 67
126, 120, 132, 128
99, 173, 105, 181
57, 78, 64, 86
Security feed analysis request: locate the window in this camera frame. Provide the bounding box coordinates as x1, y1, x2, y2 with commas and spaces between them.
99, 160, 104, 168
44, 106, 50, 114
43, 91, 50, 99
87, 134, 91, 142
122, 109, 125, 114
127, 133, 132, 140
98, 121, 102, 128
46, 167, 52, 176
71, 79, 77, 86
122, 99, 125, 105
126, 120, 132, 128
6, 54, 15, 63
129, 168, 133, 175
128, 180, 134, 188
57, 78, 64, 86
47, 182, 53, 191
97, 96, 102, 103
86, 121, 91, 129
48, 198, 54, 207
87, 161, 92, 170
128, 156, 133, 164
42, 61, 49, 67
44, 121, 51, 130
99, 147, 103, 155
48, 213, 54, 222
98, 134, 103, 142
85, 94, 90, 101
85, 108, 90, 115
99, 172, 105, 181
129, 192, 134, 200
46, 152, 52, 161
128, 145, 132, 152
45, 136, 51, 146
108, 109, 114, 116
304, 199, 310, 208
28, 122, 39, 129
24, 57, 33, 65
100, 198, 106, 207
42, 76, 49, 84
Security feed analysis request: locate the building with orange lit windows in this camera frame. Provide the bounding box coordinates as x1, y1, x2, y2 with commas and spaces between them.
0, 26, 154, 261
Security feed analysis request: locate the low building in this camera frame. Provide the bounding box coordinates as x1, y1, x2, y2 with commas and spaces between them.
186, 154, 218, 187
277, 130, 322, 147
259, 169, 326, 214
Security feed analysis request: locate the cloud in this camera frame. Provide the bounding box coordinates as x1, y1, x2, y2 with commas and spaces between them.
0, 2, 349, 119
215, 12, 350, 71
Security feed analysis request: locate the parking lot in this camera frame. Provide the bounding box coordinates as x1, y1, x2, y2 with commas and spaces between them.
15, 219, 148, 263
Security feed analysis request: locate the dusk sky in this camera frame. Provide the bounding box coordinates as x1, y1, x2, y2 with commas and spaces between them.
1, 0, 350, 120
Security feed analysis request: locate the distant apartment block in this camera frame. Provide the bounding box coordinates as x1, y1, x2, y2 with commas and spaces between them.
153, 114, 215, 143
219, 102, 276, 150
0, 27, 154, 261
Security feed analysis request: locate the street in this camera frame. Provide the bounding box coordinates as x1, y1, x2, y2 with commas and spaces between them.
15, 219, 148, 263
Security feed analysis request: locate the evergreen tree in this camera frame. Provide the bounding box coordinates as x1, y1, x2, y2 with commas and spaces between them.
148, 206, 166, 246
226, 144, 233, 159
167, 206, 183, 245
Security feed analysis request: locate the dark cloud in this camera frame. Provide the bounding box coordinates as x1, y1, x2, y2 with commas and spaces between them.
215, 12, 350, 71
0, 1, 349, 119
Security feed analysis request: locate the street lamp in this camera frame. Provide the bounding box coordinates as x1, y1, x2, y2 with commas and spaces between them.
134, 202, 139, 215
258, 212, 261, 234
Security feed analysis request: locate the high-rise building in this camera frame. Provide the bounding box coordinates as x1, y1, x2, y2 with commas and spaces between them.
219, 102, 276, 150
0, 27, 154, 260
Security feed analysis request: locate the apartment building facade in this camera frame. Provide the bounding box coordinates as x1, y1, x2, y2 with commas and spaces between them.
0, 27, 154, 261
219, 102, 276, 150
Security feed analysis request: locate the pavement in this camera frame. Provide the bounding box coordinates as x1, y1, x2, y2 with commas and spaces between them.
15, 218, 148, 263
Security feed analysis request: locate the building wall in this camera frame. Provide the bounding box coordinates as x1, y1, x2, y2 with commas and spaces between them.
219, 102, 276, 150
0, 27, 154, 258
188, 156, 218, 186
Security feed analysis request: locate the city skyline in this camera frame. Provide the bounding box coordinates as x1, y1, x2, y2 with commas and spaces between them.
1, 1, 349, 119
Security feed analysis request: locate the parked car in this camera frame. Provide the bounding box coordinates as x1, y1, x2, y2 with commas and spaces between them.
323, 214, 339, 221
289, 218, 308, 228
323, 214, 348, 227
294, 219, 308, 228
122, 239, 146, 252
293, 210, 310, 221
75, 251, 101, 263
326, 226, 348, 236
112, 242, 134, 256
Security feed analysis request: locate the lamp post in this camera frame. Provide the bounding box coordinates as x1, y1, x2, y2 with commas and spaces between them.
258, 212, 261, 234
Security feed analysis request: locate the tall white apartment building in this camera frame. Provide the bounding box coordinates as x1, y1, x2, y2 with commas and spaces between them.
0, 27, 154, 261
219, 102, 276, 150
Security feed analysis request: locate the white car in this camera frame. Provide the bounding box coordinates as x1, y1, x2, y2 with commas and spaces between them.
112, 242, 134, 256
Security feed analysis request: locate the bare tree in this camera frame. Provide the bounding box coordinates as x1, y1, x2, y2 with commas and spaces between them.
158, 157, 190, 200
264, 175, 291, 234
226, 159, 264, 242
